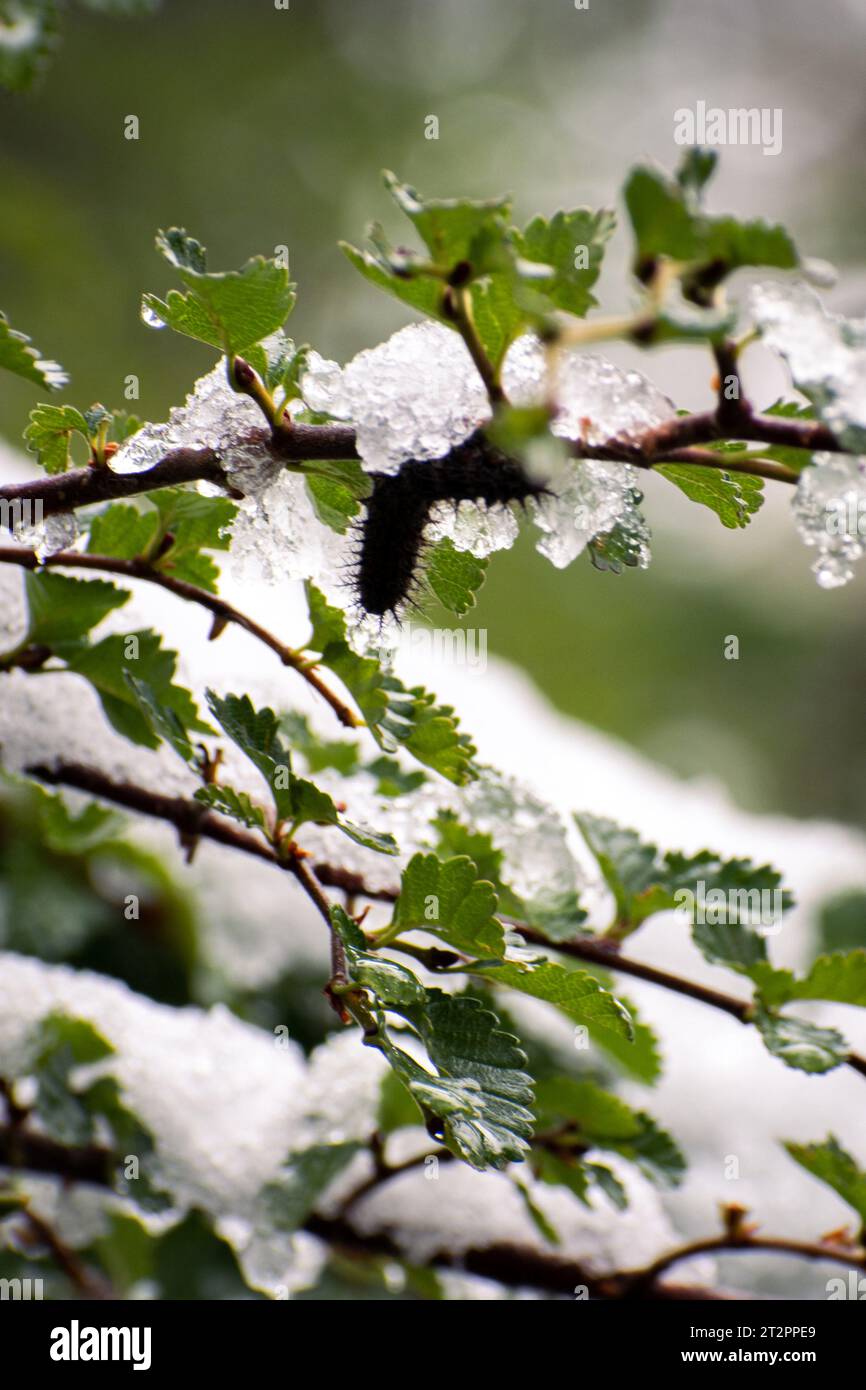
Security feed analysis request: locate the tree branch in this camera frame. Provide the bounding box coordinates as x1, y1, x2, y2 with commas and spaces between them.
26, 759, 335, 919
0, 545, 360, 730
0, 397, 838, 529
622, 1230, 866, 1298
310, 866, 866, 1083
5, 1116, 861, 1301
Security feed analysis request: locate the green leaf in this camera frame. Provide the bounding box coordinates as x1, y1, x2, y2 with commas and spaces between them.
574, 813, 659, 930
818, 890, 866, 954
87, 503, 160, 560
341, 174, 522, 364
35, 785, 122, 853
279, 712, 360, 776
753, 1006, 848, 1074
304, 462, 369, 535
259, 1143, 361, 1233
339, 240, 446, 324
390, 852, 505, 957
512, 207, 615, 318
588, 516, 649, 574
66, 630, 210, 749
31, 1012, 114, 1146
675, 147, 718, 203
478, 958, 634, 1040
205, 689, 294, 817
785, 1136, 866, 1230
431, 810, 587, 942
624, 162, 798, 285
655, 463, 764, 529
587, 1000, 663, 1085
0, 310, 65, 388
124, 675, 197, 765
143, 229, 295, 356
24, 403, 89, 473
693, 917, 769, 974
306, 584, 477, 784
377, 989, 534, 1171
377, 1068, 424, 1136
251, 333, 310, 398
24, 571, 129, 647
193, 783, 269, 833
81, 1075, 170, 1212
625, 167, 701, 264
513, 1177, 559, 1244
366, 755, 426, 798
384, 171, 512, 269
751, 951, 866, 1010
534, 1077, 685, 1187
333, 905, 428, 1007
470, 272, 527, 368
576, 812, 792, 940
206, 690, 396, 853
146, 488, 237, 592
424, 539, 487, 616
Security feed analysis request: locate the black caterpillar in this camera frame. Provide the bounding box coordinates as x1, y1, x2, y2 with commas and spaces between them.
353, 430, 549, 619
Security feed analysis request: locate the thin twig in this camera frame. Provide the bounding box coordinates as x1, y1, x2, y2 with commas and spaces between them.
0, 546, 360, 729
309, 866, 866, 1083
0, 397, 837, 527
622, 1231, 866, 1297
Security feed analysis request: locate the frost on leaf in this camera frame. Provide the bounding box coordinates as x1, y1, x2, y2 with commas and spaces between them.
749, 280, 866, 453
792, 451, 866, 589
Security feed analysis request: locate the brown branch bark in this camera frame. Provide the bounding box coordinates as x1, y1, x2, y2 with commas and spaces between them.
0, 400, 838, 528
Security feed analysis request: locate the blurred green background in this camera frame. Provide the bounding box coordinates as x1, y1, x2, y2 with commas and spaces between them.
2, 0, 865, 825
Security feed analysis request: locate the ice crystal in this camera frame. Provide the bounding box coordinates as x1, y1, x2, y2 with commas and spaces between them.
502, 337, 666, 568
749, 281, 866, 453
502, 336, 676, 445
228, 467, 349, 597
462, 767, 587, 914
532, 460, 650, 569
111, 361, 263, 475
13, 509, 80, 559
792, 451, 866, 588
426, 497, 519, 557
301, 323, 491, 474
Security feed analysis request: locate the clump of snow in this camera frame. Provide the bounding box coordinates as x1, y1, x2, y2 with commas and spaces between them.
109, 329, 668, 611
301, 325, 665, 573
13, 511, 80, 560
228, 467, 351, 598
426, 497, 520, 558
111, 361, 263, 476
0, 954, 689, 1296
749, 280, 866, 453
792, 451, 866, 588
533, 459, 650, 569
502, 335, 676, 445
301, 325, 492, 475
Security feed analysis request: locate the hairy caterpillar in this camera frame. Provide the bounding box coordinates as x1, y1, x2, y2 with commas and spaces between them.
353, 431, 549, 619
